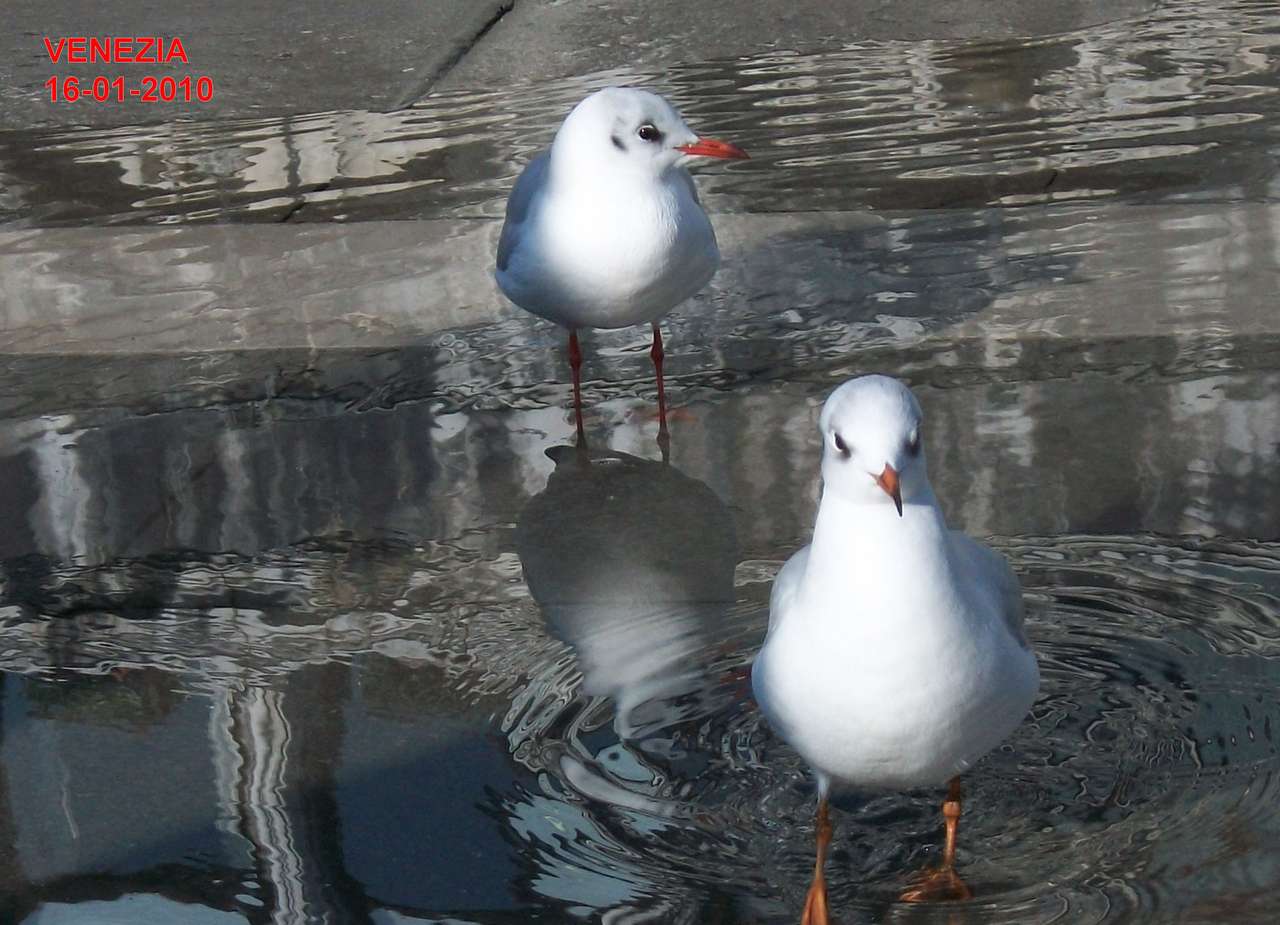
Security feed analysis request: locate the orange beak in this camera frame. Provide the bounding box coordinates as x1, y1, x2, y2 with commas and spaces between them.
675, 137, 749, 160
875, 464, 903, 516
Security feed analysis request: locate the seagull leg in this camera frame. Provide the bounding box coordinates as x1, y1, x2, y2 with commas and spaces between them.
900, 777, 973, 903
568, 329, 585, 440
800, 797, 832, 925
941, 777, 963, 872
649, 322, 667, 416
649, 322, 671, 454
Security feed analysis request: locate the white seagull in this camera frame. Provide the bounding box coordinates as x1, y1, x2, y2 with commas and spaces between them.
495, 87, 747, 440
751, 375, 1039, 921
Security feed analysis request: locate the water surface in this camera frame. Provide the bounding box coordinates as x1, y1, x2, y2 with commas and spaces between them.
2, 0, 1278, 227
4, 1, 1280, 922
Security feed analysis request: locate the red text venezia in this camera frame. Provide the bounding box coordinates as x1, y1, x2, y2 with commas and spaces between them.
43, 36, 189, 64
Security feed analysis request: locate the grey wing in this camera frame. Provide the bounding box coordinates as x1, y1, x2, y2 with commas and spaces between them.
496, 152, 549, 273
754, 546, 808, 704
951, 531, 1029, 649
675, 166, 702, 208
767, 545, 810, 634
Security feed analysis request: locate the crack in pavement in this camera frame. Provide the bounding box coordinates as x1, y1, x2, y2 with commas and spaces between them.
390, 1, 516, 111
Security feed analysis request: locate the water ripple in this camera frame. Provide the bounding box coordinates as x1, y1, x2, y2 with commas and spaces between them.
497, 533, 1280, 922
3, 487, 1279, 922
3, 0, 1280, 226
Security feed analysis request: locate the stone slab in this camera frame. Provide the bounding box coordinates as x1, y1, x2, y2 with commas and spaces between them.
0, 1, 510, 129
2, 200, 1276, 358
437, 0, 1155, 92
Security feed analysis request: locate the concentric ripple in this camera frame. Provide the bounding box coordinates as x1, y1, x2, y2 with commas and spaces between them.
3, 511, 1279, 921
499, 534, 1280, 923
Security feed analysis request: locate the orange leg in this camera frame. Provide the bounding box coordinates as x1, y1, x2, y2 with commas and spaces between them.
568, 329, 585, 440
901, 777, 973, 903
941, 777, 962, 870
801, 797, 832, 925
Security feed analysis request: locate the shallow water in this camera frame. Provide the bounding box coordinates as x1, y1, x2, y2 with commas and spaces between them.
4, 462, 1280, 924
5, 0, 1280, 923
2, 0, 1279, 227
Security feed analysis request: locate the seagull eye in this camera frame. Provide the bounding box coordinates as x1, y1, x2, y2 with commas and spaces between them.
832, 433, 851, 457
637, 123, 661, 142
907, 432, 921, 457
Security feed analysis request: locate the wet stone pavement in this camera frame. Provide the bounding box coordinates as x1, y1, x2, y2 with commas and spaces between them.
3, 0, 1280, 923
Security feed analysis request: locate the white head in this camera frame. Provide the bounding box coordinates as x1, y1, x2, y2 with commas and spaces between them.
818, 375, 930, 515
551, 87, 747, 179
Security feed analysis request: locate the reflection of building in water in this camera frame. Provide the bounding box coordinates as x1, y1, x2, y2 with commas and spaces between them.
0, 109, 444, 224
211, 686, 314, 922
1167, 371, 1280, 535
1, 628, 535, 921
0, 383, 446, 565
2, 360, 1279, 920
0, 438, 753, 922
2, 350, 1278, 580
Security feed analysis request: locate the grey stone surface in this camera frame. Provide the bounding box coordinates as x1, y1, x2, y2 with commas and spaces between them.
1, 0, 1157, 131
3, 200, 1277, 356
437, 0, 1156, 92
0, 220, 505, 352
1, 0, 510, 129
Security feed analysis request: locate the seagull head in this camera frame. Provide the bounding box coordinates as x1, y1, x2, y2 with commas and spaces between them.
552, 87, 748, 180
817, 375, 930, 516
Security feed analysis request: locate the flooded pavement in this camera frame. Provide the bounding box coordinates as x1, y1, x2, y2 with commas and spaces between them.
1, 0, 1277, 227
4, 0, 1280, 922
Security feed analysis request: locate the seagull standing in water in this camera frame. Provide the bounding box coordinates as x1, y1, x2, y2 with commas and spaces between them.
495, 87, 747, 442
752, 376, 1039, 922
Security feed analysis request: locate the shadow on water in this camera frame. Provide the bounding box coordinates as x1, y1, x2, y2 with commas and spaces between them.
4, 0, 1280, 922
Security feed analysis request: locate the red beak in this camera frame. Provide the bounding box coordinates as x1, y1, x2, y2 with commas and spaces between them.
875, 464, 903, 517
675, 137, 749, 160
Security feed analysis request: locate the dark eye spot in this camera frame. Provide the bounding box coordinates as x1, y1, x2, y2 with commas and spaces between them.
637, 123, 662, 142
907, 431, 921, 457
833, 433, 851, 458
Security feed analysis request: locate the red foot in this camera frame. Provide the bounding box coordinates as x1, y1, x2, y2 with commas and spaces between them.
801, 876, 829, 925
899, 866, 972, 903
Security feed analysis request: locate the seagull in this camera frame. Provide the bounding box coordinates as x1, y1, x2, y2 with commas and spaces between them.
751, 375, 1039, 922
495, 87, 747, 442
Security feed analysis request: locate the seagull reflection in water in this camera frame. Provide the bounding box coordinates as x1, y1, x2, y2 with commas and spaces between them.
516, 443, 740, 747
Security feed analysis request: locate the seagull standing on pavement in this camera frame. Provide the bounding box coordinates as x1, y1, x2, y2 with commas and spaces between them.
752, 375, 1039, 922
495, 87, 747, 442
